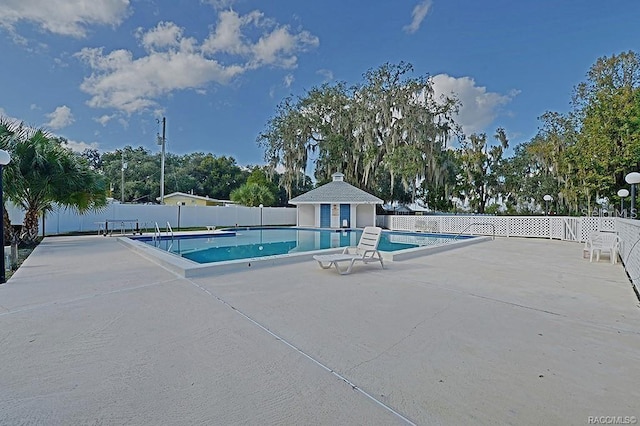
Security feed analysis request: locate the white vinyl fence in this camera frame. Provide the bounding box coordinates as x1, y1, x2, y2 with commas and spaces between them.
7, 202, 296, 235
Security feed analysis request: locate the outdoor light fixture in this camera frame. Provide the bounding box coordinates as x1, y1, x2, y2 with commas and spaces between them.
157, 117, 166, 204
176, 201, 185, 230
617, 189, 629, 217
0, 149, 12, 284
258, 204, 264, 249
543, 194, 553, 216
625, 172, 640, 219
121, 153, 127, 203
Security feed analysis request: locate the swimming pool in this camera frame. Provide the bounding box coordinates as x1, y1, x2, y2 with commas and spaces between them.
131, 227, 473, 264
121, 227, 488, 277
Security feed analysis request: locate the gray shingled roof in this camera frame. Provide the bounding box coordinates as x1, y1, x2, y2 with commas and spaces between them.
289, 180, 383, 204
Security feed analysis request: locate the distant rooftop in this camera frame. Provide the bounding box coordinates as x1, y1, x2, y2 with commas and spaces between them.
158, 192, 234, 204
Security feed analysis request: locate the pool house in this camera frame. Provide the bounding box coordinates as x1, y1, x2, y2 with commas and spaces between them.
288, 173, 383, 228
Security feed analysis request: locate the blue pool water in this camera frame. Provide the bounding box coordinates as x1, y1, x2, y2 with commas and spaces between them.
133, 227, 471, 264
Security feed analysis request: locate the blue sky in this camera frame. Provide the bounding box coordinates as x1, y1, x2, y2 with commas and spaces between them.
0, 0, 638, 167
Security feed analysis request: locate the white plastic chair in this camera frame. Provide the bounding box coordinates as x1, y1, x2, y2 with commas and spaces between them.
587, 232, 621, 264
313, 226, 385, 275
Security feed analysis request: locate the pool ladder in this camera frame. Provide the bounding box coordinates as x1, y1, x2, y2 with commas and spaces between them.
152, 222, 175, 248
454, 222, 496, 240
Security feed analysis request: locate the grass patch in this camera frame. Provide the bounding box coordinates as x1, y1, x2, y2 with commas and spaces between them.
5, 238, 42, 281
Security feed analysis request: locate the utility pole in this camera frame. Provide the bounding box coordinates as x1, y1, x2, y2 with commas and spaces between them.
158, 117, 166, 204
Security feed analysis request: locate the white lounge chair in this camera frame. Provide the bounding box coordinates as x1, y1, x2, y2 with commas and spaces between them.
586, 232, 621, 264
313, 226, 385, 275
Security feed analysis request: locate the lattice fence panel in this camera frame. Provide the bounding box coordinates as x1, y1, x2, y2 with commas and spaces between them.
381, 215, 601, 242
549, 218, 565, 239
600, 217, 617, 232
491, 217, 510, 236
507, 217, 550, 238
389, 215, 416, 231
440, 216, 471, 234
580, 217, 601, 241
436, 216, 455, 233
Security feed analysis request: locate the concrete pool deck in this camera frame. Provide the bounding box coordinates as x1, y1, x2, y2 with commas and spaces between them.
0, 235, 638, 425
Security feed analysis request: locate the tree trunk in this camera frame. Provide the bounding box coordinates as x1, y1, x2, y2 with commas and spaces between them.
22, 208, 39, 244
3, 206, 12, 244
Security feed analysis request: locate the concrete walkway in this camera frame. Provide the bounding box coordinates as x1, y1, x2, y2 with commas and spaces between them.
1, 235, 638, 425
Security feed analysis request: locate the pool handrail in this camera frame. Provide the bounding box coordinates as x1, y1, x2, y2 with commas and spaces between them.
454, 222, 496, 240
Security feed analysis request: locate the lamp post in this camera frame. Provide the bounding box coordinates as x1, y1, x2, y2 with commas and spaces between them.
121, 152, 127, 203
543, 194, 553, 216
157, 117, 166, 204
258, 204, 264, 250
176, 201, 185, 230
617, 189, 629, 217
0, 149, 11, 284
625, 172, 640, 219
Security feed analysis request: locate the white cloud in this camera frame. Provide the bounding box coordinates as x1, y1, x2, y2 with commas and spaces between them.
283, 74, 294, 88
94, 114, 114, 126
249, 26, 319, 68
45, 105, 75, 129
202, 0, 236, 10
76, 12, 319, 114
138, 21, 181, 50
430, 74, 518, 136
404, 0, 433, 34
0, 0, 131, 38
202, 9, 318, 68
316, 69, 334, 82
0, 109, 97, 153
202, 10, 260, 56
63, 139, 99, 152
76, 46, 245, 113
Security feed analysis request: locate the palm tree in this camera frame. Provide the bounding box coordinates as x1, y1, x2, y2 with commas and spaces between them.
230, 183, 276, 207
1, 122, 107, 243
0, 118, 26, 244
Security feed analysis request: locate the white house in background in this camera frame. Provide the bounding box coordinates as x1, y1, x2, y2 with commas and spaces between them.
288, 173, 383, 228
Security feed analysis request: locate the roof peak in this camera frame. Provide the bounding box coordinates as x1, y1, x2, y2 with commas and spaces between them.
289, 178, 382, 205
